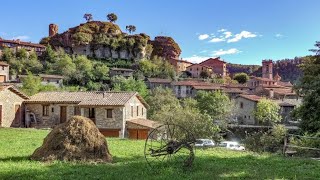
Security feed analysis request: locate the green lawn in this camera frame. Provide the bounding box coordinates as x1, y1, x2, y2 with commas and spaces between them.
0, 128, 319, 179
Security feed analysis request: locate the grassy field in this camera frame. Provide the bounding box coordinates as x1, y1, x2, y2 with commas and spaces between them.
0, 128, 319, 180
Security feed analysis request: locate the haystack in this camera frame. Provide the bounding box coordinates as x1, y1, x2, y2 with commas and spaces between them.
31, 116, 112, 163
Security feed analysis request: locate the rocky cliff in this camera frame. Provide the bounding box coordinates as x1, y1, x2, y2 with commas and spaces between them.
40, 21, 181, 61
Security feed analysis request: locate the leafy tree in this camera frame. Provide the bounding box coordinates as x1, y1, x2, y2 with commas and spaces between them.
83, 13, 93, 22
107, 13, 118, 23
111, 76, 149, 98
73, 55, 93, 86
146, 87, 180, 118
293, 42, 320, 133
1, 47, 14, 61
139, 56, 175, 79
233, 72, 249, 84
20, 72, 42, 96
254, 98, 281, 125
125, 25, 136, 34
195, 91, 233, 126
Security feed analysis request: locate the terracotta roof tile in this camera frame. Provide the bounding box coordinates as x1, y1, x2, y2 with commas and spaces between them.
0, 39, 45, 48
0, 61, 9, 66
277, 81, 293, 87
126, 118, 161, 129
0, 85, 29, 99
26, 91, 148, 107
172, 80, 213, 86
238, 94, 263, 102
147, 78, 172, 83
192, 85, 222, 90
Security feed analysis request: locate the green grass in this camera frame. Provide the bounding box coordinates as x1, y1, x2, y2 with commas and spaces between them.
0, 128, 319, 179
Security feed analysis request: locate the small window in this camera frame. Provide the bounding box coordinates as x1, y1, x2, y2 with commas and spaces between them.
244, 115, 247, 119
51, 107, 54, 112
137, 106, 139, 116
240, 102, 244, 109
74, 107, 80, 115
1, 66, 4, 70
131, 106, 134, 117
43, 105, 49, 116
89, 108, 95, 118
106, 109, 113, 118
142, 107, 144, 116
248, 116, 251, 119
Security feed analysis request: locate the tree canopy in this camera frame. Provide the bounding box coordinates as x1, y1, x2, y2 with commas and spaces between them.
233, 72, 249, 84
111, 76, 149, 98
107, 13, 118, 23
254, 98, 281, 125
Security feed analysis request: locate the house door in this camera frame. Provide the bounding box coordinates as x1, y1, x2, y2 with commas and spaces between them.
14, 105, 21, 125
0, 75, 5, 82
60, 106, 67, 123
128, 129, 149, 140
0, 105, 2, 127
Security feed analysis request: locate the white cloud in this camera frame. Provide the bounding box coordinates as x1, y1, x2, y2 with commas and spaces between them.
275, 33, 284, 38
212, 48, 241, 56
218, 28, 227, 32
209, 37, 225, 43
198, 34, 209, 40
183, 55, 213, 64
11, 35, 30, 40
223, 31, 232, 38
227, 31, 257, 43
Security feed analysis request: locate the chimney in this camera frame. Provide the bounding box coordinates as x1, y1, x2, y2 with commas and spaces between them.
49, 24, 59, 37
269, 89, 274, 99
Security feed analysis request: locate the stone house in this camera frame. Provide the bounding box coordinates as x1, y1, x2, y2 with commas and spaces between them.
235, 94, 262, 125
199, 57, 227, 78
172, 80, 214, 98
186, 64, 213, 78
0, 61, 9, 82
168, 58, 193, 73
17, 74, 64, 88
0, 38, 46, 56
109, 68, 135, 78
0, 85, 29, 127
24, 91, 153, 139
146, 78, 172, 90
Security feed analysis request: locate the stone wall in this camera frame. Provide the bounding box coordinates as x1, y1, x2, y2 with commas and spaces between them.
235, 97, 257, 125
25, 103, 77, 128
0, 65, 9, 82
94, 106, 124, 129
0, 88, 25, 127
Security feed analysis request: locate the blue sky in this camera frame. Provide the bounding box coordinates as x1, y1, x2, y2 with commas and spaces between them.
1, 0, 319, 65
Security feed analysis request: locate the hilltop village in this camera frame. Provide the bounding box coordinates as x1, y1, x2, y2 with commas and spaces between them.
0, 19, 302, 139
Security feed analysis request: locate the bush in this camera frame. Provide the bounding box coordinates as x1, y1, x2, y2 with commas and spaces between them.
289, 132, 320, 157
244, 125, 287, 153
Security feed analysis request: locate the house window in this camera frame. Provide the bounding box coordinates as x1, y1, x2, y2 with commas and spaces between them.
43, 105, 49, 116
244, 115, 247, 119
142, 107, 144, 116
51, 107, 54, 112
137, 106, 139, 116
1, 66, 4, 70
131, 106, 134, 117
106, 109, 113, 118
240, 102, 243, 109
89, 108, 95, 118
249, 116, 251, 119
74, 107, 80, 115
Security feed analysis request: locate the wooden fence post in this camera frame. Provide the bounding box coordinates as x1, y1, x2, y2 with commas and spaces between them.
283, 135, 287, 156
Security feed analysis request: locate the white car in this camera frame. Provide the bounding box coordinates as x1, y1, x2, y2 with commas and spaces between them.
219, 141, 245, 151
195, 139, 215, 148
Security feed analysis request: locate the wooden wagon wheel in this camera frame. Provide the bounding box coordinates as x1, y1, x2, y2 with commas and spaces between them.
144, 123, 196, 168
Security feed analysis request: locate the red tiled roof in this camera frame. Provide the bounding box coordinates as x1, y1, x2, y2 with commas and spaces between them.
147, 78, 172, 83
0, 39, 45, 48
253, 77, 276, 82
0, 85, 29, 99
126, 119, 161, 129
222, 84, 249, 88
172, 80, 213, 86
26, 91, 149, 107
238, 94, 263, 102
277, 81, 293, 87
265, 88, 296, 96
0, 61, 9, 66
199, 57, 226, 64
192, 85, 221, 90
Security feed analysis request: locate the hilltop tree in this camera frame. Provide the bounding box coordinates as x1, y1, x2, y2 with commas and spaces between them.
233, 72, 249, 84
125, 25, 136, 34
293, 41, 320, 133
107, 13, 118, 23
83, 13, 93, 22
254, 98, 281, 125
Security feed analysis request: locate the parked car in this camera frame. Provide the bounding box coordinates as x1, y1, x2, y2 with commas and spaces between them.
219, 141, 245, 151
195, 139, 215, 148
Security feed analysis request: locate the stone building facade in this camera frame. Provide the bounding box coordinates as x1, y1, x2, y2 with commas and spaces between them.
199, 57, 227, 78
186, 64, 213, 78
0, 61, 9, 82
0, 85, 29, 127
24, 91, 150, 138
